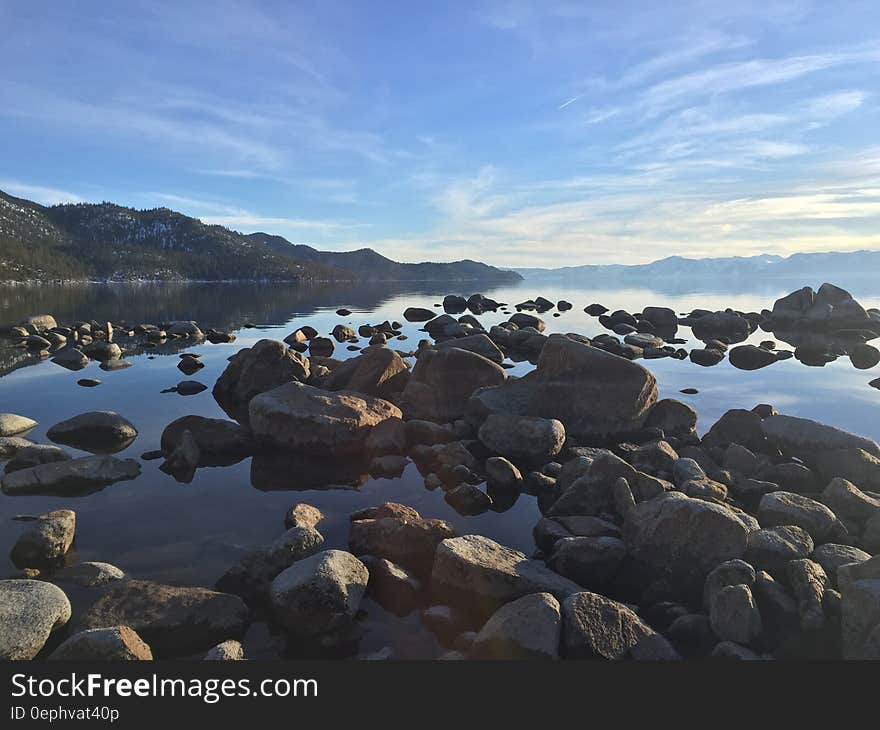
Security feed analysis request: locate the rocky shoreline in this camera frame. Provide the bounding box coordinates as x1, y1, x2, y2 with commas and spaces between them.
1, 281, 880, 661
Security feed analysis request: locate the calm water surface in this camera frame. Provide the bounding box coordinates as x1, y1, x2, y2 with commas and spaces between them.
1, 279, 878, 658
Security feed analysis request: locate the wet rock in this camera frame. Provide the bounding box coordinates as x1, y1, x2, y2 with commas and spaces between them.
46, 411, 137, 453
0, 580, 72, 659
403, 307, 436, 322
467, 335, 657, 445
177, 357, 204, 375
431, 535, 581, 620
77, 378, 102, 387
470, 592, 561, 660
1, 455, 141, 496
52, 348, 89, 370
585, 304, 608, 316
0, 413, 37, 437
49, 626, 153, 661
478, 414, 565, 464
77, 580, 248, 658
10, 510, 75, 569
401, 347, 507, 423
249, 381, 402, 455
269, 550, 368, 637
485, 456, 523, 491
81, 340, 122, 361
509, 312, 545, 331
561, 591, 678, 660
850, 343, 880, 369
445, 483, 492, 515
691, 311, 751, 343
689, 348, 725, 366
309, 337, 335, 357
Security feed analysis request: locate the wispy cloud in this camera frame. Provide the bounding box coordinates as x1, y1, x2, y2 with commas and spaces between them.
0, 180, 84, 205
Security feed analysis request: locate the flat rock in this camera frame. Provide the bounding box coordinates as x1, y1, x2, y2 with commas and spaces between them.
1, 455, 141, 496
0, 413, 37, 437
46, 411, 137, 453
762, 414, 880, 459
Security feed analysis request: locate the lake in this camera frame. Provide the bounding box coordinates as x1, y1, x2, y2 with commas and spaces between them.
1, 278, 878, 658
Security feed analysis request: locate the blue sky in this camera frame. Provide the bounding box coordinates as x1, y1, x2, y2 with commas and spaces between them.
2, 0, 879, 266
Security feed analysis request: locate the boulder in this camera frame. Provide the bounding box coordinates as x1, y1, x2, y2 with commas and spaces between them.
812, 544, 870, 588
478, 414, 565, 464
643, 399, 697, 437
762, 415, 880, 459
561, 591, 678, 660
709, 584, 762, 645
401, 347, 507, 422
470, 592, 561, 660
216, 526, 325, 603
5, 444, 70, 474
77, 580, 248, 658
435, 334, 504, 364
623, 492, 750, 587
0, 580, 72, 659
269, 550, 368, 637
729, 345, 779, 371
213, 339, 310, 416
49, 627, 153, 661
548, 536, 626, 587
1, 455, 141, 496
46, 411, 137, 452
10, 510, 76, 569
839, 556, 880, 659
52, 562, 125, 588
821, 477, 880, 526
813, 448, 880, 492
324, 347, 410, 398
786, 559, 828, 631
249, 381, 402, 455
431, 535, 581, 620
744, 526, 813, 577
160, 415, 254, 460
704, 559, 756, 610
466, 335, 658, 445
403, 307, 436, 322
757, 492, 840, 541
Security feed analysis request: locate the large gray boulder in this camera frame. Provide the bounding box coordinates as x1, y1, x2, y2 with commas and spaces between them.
49, 626, 153, 661
269, 550, 368, 637
435, 334, 505, 364
762, 415, 880, 459
466, 335, 657, 444
623, 492, 750, 586
431, 535, 581, 620
812, 448, 880, 491
821, 477, 880, 526
249, 381, 402, 455
478, 414, 565, 464
400, 347, 507, 422
0, 580, 71, 660
1, 455, 141, 495
757, 491, 839, 541
470, 592, 561, 660
561, 591, 678, 660
46, 411, 137, 453
10, 509, 76, 569
77, 580, 248, 658
709, 584, 762, 645
839, 556, 880, 659
213, 339, 310, 417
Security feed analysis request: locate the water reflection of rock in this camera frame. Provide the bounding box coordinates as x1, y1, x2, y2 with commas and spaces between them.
249, 452, 370, 491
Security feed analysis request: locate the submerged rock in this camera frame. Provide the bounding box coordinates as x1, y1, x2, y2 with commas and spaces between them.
46, 411, 137, 453
77, 580, 248, 658
1, 455, 141, 496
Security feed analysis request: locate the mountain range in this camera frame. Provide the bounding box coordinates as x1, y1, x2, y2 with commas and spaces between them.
0, 189, 521, 283
517, 251, 880, 280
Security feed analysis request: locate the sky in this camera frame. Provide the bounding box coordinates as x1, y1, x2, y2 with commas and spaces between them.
2, 0, 880, 267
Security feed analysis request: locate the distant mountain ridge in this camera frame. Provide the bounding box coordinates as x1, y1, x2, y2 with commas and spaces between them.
249, 232, 520, 282
0, 189, 521, 283
517, 251, 880, 280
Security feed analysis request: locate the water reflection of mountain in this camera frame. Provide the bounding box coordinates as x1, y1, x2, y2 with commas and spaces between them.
0, 281, 480, 332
